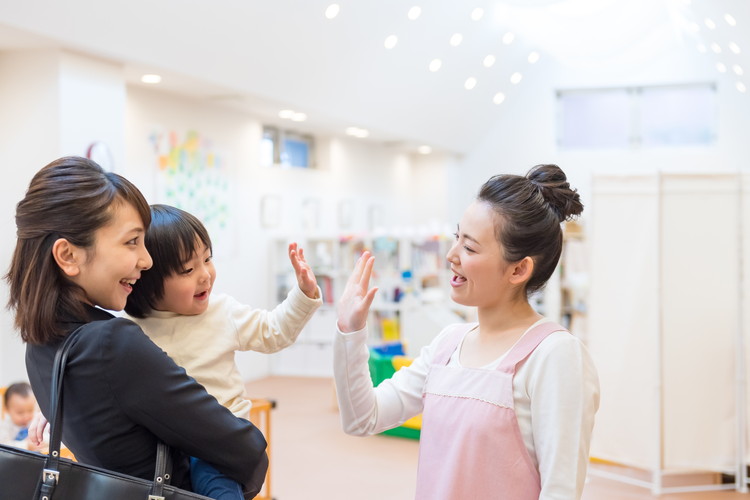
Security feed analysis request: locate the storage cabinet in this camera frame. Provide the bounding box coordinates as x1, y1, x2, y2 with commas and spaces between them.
267, 234, 465, 376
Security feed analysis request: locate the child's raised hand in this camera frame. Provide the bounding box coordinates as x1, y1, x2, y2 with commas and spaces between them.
337, 251, 378, 333
288, 243, 319, 299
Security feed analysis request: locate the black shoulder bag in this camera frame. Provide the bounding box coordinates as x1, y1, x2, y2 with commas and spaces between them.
0, 327, 211, 500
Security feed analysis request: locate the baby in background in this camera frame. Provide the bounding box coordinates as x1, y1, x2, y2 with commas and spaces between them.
1, 382, 45, 451
124, 204, 322, 499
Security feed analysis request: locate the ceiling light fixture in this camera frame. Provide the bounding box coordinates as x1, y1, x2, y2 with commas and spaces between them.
725, 14, 737, 26
471, 8, 484, 21
417, 145, 432, 154
429, 59, 442, 72
733, 64, 744, 76
510, 72, 522, 84
729, 42, 741, 54
528, 51, 540, 64
450, 33, 463, 47
704, 18, 716, 30
493, 92, 506, 105
346, 127, 370, 138
464, 77, 477, 90
278, 110, 294, 119
711, 42, 722, 54
737, 82, 747, 93
325, 4, 340, 19
408, 6, 421, 20
384, 35, 398, 49
483, 55, 496, 68
141, 74, 162, 84
502, 32, 515, 45
716, 62, 727, 73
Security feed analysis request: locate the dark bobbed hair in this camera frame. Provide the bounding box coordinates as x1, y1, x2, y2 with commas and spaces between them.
125, 204, 212, 318
4, 381, 32, 407
5, 156, 151, 345
478, 164, 583, 297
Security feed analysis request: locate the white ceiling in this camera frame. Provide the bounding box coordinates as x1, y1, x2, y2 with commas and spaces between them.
0, 0, 748, 155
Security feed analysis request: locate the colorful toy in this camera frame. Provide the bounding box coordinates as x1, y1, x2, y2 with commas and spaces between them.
368, 344, 422, 439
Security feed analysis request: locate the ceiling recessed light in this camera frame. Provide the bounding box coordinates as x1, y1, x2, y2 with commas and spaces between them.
417, 145, 432, 154
729, 42, 741, 54
510, 72, 523, 84
502, 32, 515, 45
685, 22, 700, 34
384, 35, 398, 49
704, 18, 716, 30
737, 82, 747, 93
429, 58, 442, 72
325, 4, 340, 19
141, 74, 161, 84
716, 62, 727, 73
471, 8, 484, 21
450, 33, 463, 47
291, 112, 307, 122
725, 14, 737, 26
493, 92, 506, 105
483, 55, 496, 68
464, 77, 477, 90
711, 43, 722, 54
279, 109, 294, 119
528, 51, 540, 64
408, 6, 421, 20
733, 64, 744, 76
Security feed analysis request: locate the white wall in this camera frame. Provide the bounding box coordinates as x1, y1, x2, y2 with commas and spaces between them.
457, 44, 750, 213
0, 49, 126, 386
0, 50, 60, 386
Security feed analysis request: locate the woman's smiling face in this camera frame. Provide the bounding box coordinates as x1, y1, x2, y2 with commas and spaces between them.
446, 200, 514, 309
70, 200, 152, 312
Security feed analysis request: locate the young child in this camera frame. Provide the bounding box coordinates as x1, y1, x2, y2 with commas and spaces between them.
0, 382, 42, 450
124, 204, 322, 500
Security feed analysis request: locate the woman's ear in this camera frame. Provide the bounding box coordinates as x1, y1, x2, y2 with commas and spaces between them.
508, 256, 534, 286
52, 238, 83, 277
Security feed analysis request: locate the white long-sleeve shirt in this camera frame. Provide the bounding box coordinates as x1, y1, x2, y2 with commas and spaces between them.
128, 285, 322, 420
334, 319, 600, 499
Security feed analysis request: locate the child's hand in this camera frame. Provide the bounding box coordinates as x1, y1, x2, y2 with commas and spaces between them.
288, 243, 319, 299
28, 411, 48, 448
337, 251, 378, 333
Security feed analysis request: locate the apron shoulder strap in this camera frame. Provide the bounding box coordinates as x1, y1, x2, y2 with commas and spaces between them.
497, 321, 567, 374
431, 323, 476, 366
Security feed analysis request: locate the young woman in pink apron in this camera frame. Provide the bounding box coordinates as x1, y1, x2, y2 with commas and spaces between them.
334, 164, 600, 499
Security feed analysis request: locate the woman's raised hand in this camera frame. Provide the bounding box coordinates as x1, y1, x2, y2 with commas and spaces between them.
337, 251, 378, 333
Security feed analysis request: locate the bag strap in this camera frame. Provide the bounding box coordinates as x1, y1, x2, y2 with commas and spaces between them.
37, 325, 174, 500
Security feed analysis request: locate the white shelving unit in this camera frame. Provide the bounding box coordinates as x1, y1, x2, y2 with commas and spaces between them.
267, 234, 462, 376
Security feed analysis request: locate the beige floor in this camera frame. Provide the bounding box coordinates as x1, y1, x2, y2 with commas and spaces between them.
245, 376, 747, 500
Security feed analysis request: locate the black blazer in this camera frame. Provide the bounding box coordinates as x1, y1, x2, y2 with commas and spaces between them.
26, 304, 267, 491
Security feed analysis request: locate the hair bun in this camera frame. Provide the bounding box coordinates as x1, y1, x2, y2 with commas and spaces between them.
526, 164, 583, 222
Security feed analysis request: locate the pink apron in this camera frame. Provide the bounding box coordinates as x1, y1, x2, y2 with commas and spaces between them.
416, 321, 565, 500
